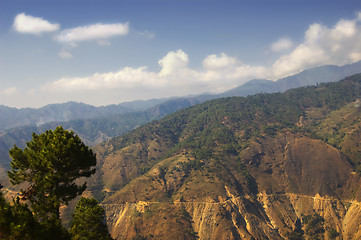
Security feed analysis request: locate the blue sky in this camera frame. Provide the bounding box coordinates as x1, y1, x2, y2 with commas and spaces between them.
1, 0, 361, 108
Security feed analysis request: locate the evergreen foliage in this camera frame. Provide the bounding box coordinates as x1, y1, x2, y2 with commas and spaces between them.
1, 127, 113, 239
69, 197, 113, 240
8, 126, 97, 222
0, 185, 70, 240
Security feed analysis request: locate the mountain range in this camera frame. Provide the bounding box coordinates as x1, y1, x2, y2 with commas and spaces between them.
219, 60, 361, 97
0, 99, 167, 131
0, 61, 360, 187
1, 61, 361, 132
1, 70, 361, 239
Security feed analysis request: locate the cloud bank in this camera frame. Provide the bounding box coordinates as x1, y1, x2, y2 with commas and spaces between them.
203, 53, 237, 69
0, 87, 17, 95
270, 38, 293, 52
41, 50, 268, 95
58, 49, 72, 59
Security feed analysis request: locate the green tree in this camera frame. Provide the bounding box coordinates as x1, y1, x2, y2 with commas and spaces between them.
0, 185, 44, 240
7, 126, 96, 223
69, 197, 113, 240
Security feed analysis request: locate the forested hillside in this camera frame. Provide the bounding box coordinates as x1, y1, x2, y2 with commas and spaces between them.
88, 74, 361, 239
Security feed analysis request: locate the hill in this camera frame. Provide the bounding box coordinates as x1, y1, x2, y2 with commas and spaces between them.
87, 74, 361, 239
0, 99, 167, 131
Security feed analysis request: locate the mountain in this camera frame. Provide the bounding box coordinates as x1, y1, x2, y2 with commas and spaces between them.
219, 79, 278, 97
220, 60, 361, 97
0, 99, 167, 131
84, 74, 361, 239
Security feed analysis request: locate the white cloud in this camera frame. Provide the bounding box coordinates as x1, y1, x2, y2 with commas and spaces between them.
273, 14, 361, 78
136, 30, 155, 39
41, 50, 268, 97
225, 65, 268, 80
304, 23, 325, 44
270, 38, 293, 52
58, 42, 78, 58
28, 12, 361, 106
97, 40, 111, 46
13, 13, 60, 35
199, 53, 268, 92
203, 52, 237, 69
57, 23, 129, 43
159, 49, 189, 76
42, 67, 161, 91
272, 44, 327, 78
59, 49, 72, 59
1, 87, 17, 95
201, 52, 267, 80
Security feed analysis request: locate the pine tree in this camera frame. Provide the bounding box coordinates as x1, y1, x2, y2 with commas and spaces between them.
0, 185, 44, 239
7, 126, 97, 223
70, 197, 113, 240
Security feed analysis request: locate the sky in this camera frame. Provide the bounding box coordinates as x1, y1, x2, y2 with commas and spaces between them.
1, 0, 361, 108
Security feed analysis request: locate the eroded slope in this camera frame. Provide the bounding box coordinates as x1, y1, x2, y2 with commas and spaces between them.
91, 75, 361, 239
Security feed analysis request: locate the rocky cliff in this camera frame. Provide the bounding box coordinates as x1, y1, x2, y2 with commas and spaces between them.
96, 131, 361, 239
